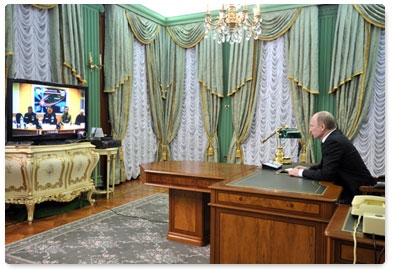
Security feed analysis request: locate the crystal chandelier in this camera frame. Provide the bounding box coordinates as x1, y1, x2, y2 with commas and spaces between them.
205, 4, 262, 44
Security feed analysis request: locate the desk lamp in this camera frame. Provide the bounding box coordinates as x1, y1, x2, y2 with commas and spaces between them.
262, 125, 301, 164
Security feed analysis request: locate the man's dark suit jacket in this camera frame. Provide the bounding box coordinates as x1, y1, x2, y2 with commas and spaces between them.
302, 129, 375, 203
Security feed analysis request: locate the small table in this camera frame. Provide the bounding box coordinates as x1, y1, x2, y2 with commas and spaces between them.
325, 204, 385, 263
93, 147, 118, 199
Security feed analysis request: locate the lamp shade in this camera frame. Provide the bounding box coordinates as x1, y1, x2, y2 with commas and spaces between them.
278, 128, 301, 139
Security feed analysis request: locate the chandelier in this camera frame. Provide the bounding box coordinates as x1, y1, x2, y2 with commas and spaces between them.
205, 4, 262, 44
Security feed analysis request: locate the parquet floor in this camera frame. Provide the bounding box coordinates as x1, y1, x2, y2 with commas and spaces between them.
4, 179, 168, 245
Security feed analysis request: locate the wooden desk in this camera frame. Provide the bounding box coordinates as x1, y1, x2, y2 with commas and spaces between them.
325, 204, 385, 264
93, 147, 118, 199
209, 169, 342, 263
139, 161, 260, 246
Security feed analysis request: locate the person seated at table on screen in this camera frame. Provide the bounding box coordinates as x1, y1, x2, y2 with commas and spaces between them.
23, 106, 39, 128
75, 109, 86, 125
59, 106, 72, 126
42, 106, 57, 125
287, 111, 375, 204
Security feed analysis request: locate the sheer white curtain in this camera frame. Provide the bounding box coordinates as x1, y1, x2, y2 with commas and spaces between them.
243, 36, 299, 165
122, 40, 157, 180
353, 29, 385, 178
13, 5, 52, 81
170, 47, 207, 160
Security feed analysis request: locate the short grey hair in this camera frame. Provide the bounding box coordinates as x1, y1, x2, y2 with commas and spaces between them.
315, 111, 336, 130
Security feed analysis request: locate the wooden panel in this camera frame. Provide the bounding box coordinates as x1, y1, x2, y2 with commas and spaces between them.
217, 212, 316, 264
167, 189, 210, 246
173, 190, 197, 232
339, 241, 384, 264
217, 192, 320, 215
209, 175, 341, 263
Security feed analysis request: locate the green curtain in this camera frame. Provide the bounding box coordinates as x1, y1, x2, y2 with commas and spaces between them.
226, 37, 260, 164
104, 5, 134, 182
197, 31, 224, 162
329, 4, 384, 140
145, 27, 185, 161
226, 7, 315, 164
59, 4, 86, 85
166, 23, 205, 48
168, 22, 224, 162
126, 10, 160, 44
284, 6, 319, 163
48, 5, 62, 83
169, 22, 225, 162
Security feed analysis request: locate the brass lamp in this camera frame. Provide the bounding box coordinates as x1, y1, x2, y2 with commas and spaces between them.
262, 125, 301, 164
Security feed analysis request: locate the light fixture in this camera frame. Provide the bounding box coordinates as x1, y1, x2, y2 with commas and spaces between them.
89, 52, 103, 72
262, 125, 301, 164
205, 4, 262, 44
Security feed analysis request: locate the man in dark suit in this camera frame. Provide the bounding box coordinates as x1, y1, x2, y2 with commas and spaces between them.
42, 105, 57, 125
288, 111, 375, 203
23, 106, 39, 127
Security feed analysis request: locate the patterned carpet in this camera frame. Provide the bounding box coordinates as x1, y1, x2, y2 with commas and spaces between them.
5, 194, 210, 264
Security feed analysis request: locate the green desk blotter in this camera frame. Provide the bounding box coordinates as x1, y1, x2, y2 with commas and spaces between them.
229, 169, 327, 195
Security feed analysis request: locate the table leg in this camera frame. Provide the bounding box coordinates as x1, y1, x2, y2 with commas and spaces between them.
106, 154, 111, 199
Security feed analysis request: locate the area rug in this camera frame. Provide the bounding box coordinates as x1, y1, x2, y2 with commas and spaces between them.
5, 194, 210, 264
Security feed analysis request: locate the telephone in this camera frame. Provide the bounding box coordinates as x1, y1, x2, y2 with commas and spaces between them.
351, 195, 385, 236
351, 195, 385, 216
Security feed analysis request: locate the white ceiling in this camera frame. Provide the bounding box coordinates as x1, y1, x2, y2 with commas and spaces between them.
141, 2, 209, 17
140, 1, 260, 18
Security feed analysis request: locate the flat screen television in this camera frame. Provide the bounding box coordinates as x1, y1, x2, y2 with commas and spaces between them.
6, 78, 89, 145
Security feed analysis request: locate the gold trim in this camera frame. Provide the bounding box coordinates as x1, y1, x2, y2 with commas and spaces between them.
288, 75, 319, 95
198, 80, 224, 98
5, 51, 14, 57
104, 74, 131, 93
32, 4, 57, 10
63, 62, 87, 85
227, 77, 253, 97
328, 71, 363, 94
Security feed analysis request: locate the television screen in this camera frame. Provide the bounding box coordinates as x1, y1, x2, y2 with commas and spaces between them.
6, 78, 89, 145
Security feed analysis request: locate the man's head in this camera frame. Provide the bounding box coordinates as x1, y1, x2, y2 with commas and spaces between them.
47, 106, 53, 114
64, 106, 69, 113
27, 106, 33, 113
309, 111, 336, 140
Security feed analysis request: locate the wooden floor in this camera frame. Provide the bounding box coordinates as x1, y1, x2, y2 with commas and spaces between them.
4, 179, 168, 245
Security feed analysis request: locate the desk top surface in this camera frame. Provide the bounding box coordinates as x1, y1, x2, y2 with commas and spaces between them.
140, 161, 260, 180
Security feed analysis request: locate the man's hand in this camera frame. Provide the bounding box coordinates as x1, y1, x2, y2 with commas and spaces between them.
288, 166, 309, 177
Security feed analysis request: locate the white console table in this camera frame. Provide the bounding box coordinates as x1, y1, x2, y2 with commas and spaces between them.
93, 147, 119, 199
5, 142, 99, 223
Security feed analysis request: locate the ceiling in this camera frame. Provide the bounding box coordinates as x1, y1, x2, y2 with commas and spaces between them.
140, 1, 260, 18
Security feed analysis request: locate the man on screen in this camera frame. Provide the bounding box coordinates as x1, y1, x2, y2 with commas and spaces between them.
23, 106, 39, 128
42, 106, 57, 125
75, 109, 85, 125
